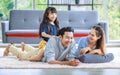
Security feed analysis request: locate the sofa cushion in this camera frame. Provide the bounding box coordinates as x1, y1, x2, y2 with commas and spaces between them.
76, 53, 114, 63
9, 10, 44, 30
58, 11, 99, 29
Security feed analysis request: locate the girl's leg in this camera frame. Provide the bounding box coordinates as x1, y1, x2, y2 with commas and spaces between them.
20, 40, 46, 60
27, 50, 44, 61
3, 44, 24, 58
3, 44, 39, 59
20, 40, 47, 61
38, 40, 47, 50
21, 42, 25, 51
3, 44, 11, 56
27, 40, 47, 61
21, 49, 39, 59
21, 42, 37, 52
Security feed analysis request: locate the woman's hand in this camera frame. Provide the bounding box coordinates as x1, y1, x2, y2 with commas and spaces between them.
78, 47, 92, 55
88, 49, 104, 55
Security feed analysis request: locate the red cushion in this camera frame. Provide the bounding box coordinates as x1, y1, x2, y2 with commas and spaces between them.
6, 33, 88, 38
6, 33, 39, 38
74, 33, 88, 37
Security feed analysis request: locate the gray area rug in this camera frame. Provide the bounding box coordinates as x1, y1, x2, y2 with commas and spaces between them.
0, 56, 120, 69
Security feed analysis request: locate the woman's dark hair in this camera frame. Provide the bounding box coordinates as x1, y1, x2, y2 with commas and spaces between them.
39, 7, 60, 37
92, 25, 106, 55
58, 27, 74, 36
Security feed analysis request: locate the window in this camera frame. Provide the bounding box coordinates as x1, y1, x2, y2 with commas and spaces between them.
35, 0, 47, 10
106, 0, 120, 41
16, 0, 32, 10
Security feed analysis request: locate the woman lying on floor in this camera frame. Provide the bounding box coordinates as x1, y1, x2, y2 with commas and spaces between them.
75, 25, 114, 63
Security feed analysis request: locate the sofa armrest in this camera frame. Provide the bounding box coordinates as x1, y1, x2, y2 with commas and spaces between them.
1, 21, 9, 43
1, 21, 9, 31
98, 21, 109, 43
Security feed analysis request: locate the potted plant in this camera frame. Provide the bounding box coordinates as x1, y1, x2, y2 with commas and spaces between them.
0, 13, 3, 20
0, 13, 3, 27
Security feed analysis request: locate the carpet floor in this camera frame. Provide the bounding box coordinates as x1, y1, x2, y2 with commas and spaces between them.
0, 47, 120, 69
0, 56, 120, 69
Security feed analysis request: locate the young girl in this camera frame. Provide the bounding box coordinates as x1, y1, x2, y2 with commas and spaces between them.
3, 7, 60, 61
75, 25, 106, 57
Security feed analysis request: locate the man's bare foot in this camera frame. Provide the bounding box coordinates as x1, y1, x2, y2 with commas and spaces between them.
21, 42, 25, 51
3, 44, 11, 56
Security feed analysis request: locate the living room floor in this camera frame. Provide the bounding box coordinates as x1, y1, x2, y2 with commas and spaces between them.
0, 69, 120, 75
0, 44, 120, 75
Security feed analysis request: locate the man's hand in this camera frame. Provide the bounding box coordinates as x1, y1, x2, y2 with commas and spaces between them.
69, 59, 80, 66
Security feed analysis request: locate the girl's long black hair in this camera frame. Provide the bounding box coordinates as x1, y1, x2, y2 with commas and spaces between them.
39, 7, 60, 37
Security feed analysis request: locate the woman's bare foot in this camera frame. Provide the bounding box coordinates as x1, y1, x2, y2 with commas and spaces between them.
21, 42, 25, 51
3, 44, 11, 56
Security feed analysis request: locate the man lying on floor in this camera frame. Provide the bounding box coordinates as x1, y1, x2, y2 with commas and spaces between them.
42, 27, 80, 66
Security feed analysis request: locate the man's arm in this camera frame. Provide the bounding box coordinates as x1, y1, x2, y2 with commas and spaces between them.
48, 59, 80, 66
